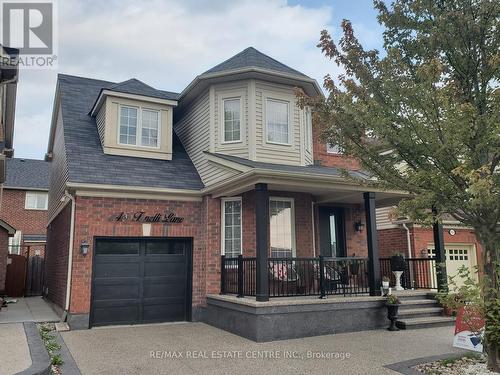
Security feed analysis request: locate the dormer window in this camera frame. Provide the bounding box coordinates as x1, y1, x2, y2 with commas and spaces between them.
118, 105, 160, 148
223, 98, 241, 143
266, 98, 289, 144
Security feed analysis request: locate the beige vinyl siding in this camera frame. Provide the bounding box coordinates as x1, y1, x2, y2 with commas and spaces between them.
213, 82, 249, 159
48, 105, 70, 221
96, 101, 106, 146
376, 206, 399, 230
176, 90, 240, 186
255, 81, 302, 165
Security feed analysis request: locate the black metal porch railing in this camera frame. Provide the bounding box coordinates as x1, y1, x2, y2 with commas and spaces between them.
221, 255, 370, 298
379, 257, 438, 289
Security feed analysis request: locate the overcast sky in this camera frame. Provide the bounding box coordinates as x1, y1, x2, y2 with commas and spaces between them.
13, 0, 384, 160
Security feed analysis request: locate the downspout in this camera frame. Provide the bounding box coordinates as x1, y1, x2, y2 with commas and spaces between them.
64, 191, 76, 315
402, 222, 413, 289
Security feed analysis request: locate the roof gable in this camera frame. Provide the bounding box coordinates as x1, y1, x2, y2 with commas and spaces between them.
107, 78, 179, 101
203, 47, 307, 78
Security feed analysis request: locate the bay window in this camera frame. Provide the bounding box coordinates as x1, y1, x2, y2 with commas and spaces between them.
270, 198, 295, 258
223, 98, 241, 143
221, 198, 242, 258
266, 99, 289, 144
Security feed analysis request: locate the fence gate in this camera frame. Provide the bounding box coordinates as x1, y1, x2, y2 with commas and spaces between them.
25, 255, 45, 296
5, 254, 26, 297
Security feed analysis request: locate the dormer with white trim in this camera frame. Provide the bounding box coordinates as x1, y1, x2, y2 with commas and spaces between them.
90, 79, 178, 160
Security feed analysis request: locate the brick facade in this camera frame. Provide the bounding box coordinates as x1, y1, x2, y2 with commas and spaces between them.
0, 227, 9, 293
45, 203, 71, 309
0, 189, 48, 256
312, 125, 361, 170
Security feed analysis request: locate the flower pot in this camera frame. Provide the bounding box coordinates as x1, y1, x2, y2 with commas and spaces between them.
382, 281, 390, 289
390, 255, 406, 272
386, 303, 400, 331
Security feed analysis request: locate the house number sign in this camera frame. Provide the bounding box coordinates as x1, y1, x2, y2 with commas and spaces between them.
112, 210, 184, 224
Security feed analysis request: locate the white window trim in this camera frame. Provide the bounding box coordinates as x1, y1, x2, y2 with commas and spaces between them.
221, 97, 243, 144
220, 197, 243, 257
264, 97, 292, 146
305, 108, 313, 154
326, 143, 341, 154
25, 192, 48, 211
269, 197, 296, 257
117, 104, 161, 149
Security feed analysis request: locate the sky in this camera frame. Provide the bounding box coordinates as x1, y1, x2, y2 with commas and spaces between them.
13, 0, 384, 160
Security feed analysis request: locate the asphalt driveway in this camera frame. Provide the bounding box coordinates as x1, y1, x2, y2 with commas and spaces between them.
61, 323, 462, 375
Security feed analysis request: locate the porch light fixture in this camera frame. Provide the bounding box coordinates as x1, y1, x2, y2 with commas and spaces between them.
354, 221, 364, 232
80, 240, 89, 256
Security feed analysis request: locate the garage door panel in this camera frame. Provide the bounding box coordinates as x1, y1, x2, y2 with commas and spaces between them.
92, 238, 190, 327
94, 261, 141, 278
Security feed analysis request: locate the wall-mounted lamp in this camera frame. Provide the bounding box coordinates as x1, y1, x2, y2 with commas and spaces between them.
354, 221, 364, 232
80, 240, 89, 256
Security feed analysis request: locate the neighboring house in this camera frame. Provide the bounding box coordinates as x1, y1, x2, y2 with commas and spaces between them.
0, 44, 19, 295
376, 206, 482, 286
44, 47, 412, 331
0, 158, 49, 257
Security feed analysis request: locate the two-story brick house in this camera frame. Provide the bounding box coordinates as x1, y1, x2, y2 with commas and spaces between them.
0, 158, 49, 257
44, 47, 411, 334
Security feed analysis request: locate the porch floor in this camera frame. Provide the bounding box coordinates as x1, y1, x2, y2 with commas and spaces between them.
210, 289, 435, 307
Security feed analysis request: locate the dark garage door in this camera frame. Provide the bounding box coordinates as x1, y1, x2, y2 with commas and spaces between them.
91, 238, 191, 327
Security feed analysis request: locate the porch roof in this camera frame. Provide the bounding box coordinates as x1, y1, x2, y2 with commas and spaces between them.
204, 152, 409, 207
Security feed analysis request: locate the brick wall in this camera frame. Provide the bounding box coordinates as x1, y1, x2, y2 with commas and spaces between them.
45, 203, 71, 309
69, 196, 205, 314
0, 228, 9, 293
312, 125, 361, 170
377, 228, 409, 258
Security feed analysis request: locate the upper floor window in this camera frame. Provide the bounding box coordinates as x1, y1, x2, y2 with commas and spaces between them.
25, 192, 48, 210
223, 98, 241, 143
119, 105, 160, 148
327, 143, 341, 154
266, 99, 289, 144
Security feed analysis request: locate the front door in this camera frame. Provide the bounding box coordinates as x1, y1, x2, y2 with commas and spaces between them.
318, 207, 346, 257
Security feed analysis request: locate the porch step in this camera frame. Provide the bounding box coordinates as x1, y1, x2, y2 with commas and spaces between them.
396, 316, 455, 330
398, 307, 444, 319
398, 299, 439, 309
393, 291, 437, 301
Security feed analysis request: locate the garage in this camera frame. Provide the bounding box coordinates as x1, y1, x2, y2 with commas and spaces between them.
90, 238, 192, 327
427, 244, 478, 288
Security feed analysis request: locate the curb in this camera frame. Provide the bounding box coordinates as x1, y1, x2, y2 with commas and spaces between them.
384, 352, 468, 375
15, 322, 51, 375
53, 332, 82, 375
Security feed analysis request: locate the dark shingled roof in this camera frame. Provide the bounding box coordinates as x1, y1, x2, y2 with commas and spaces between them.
57, 74, 203, 190
5, 158, 49, 190
207, 152, 371, 180
106, 78, 179, 101
203, 47, 307, 77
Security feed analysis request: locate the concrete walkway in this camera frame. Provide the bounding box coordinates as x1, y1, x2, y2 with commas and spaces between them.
61, 323, 463, 375
0, 297, 59, 324
0, 323, 32, 374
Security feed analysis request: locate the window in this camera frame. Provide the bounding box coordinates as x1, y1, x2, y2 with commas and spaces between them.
270, 198, 295, 257
305, 108, 312, 152
119, 105, 160, 148
221, 198, 242, 258
266, 99, 289, 144
25, 192, 48, 210
8, 231, 22, 254
327, 143, 341, 154
223, 98, 241, 143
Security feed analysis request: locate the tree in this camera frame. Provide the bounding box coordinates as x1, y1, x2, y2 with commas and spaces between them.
300, 0, 500, 370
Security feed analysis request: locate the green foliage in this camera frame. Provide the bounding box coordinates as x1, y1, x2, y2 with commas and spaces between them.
51, 354, 63, 366
386, 294, 401, 304
37, 324, 64, 369
382, 276, 390, 282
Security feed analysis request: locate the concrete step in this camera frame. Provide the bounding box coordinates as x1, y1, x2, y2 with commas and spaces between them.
398, 307, 444, 319
396, 316, 455, 330
398, 299, 440, 309
394, 291, 437, 301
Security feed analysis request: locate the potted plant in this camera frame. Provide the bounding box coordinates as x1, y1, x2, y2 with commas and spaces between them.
386, 294, 401, 331
390, 253, 406, 290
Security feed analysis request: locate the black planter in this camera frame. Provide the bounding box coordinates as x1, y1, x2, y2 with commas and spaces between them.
390, 255, 406, 272
386, 303, 400, 331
